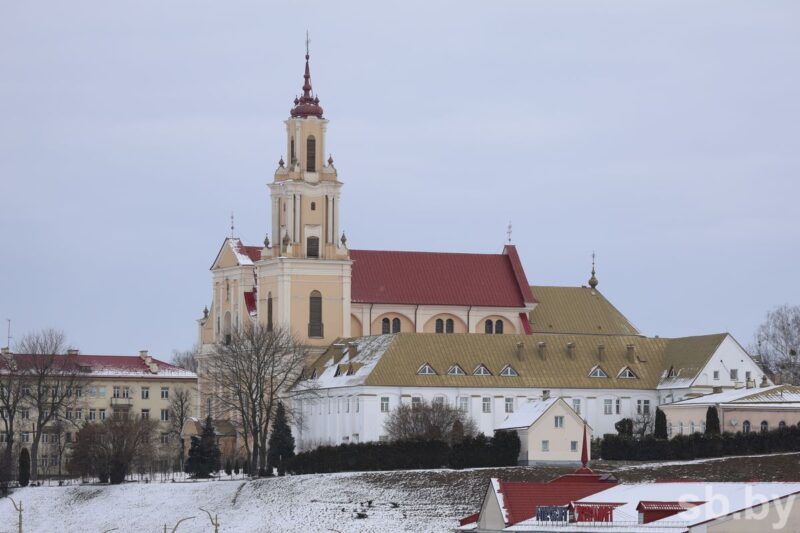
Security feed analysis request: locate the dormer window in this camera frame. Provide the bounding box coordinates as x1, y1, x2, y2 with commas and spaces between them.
346, 365, 356, 376
334, 365, 344, 377
309, 368, 317, 380
500, 365, 518, 377
447, 364, 466, 376
473, 365, 492, 376
589, 366, 609, 378
667, 366, 677, 378
417, 363, 437, 376
618, 367, 638, 379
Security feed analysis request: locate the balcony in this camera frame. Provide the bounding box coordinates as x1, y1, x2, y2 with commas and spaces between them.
110, 396, 133, 407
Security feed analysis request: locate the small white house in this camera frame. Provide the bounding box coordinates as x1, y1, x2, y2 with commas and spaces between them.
495, 397, 591, 465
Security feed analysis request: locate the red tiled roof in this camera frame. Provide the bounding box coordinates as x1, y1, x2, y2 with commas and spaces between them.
637, 501, 703, 512
2, 353, 194, 377
349, 246, 535, 307
239, 245, 262, 263
244, 291, 257, 315
498, 479, 615, 525
458, 513, 479, 526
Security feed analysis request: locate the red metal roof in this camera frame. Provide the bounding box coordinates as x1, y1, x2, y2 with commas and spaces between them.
2, 353, 193, 377
498, 479, 615, 525
349, 246, 535, 307
238, 244, 263, 263
637, 501, 703, 512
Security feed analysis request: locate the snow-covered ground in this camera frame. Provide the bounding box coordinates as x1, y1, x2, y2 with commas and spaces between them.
2, 471, 473, 533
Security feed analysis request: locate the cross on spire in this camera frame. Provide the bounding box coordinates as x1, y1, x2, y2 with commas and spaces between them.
230, 212, 235, 238
506, 221, 513, 244
305, 30, 310, 56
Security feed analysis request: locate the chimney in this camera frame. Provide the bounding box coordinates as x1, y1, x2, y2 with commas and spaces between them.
734, 381, 744, 389
515, 342, 524, 361
566, 342, 576, 358
712, 386, 723, 394
760, 375, 770, 388
537, 342, 547, 360
332, 343, 346, 364
626, 344, 635, 363
139, 350, 149, 360
1, 347, 11, 355
597, 344, 605, 362
148, 362, 159, 374
67, 349, 79, 356
746, 379, 754, 389
347, 342, 359, 359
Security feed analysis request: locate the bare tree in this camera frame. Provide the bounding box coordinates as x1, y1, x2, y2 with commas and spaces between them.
0, 349, 25, 492
169, 386, 194, 470
752, 304, 800, 385
172, 346, 199, 373
15, 328, 90, 481
384, 400, 477, 442
206, 325, 309, 476
633, 411, 653, 438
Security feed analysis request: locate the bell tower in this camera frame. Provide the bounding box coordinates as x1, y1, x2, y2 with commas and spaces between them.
257, 43, 351, 347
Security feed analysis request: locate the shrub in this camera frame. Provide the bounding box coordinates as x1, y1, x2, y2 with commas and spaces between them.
615, 418, 633, 437
705, 406, 721, 436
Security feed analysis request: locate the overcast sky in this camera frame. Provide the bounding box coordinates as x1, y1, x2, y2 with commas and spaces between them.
1, 1, 798, 360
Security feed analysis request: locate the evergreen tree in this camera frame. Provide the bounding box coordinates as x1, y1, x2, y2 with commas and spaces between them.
233, 459, 240, 475
267, 402, 295, 476
184, 416, 221, 478
450, 419, 465, 446
615, 418, 633, 437
224, 458, 232, 476
654, 408, 668, 439
705, 406, 721, 436
18, 448, 30, 487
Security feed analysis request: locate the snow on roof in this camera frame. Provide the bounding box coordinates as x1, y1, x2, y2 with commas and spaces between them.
300, 335, 396, 390
495, 398, 559, 430
670, 385, 795, 406
3, 353, 196, 379
492, 477, 511, 524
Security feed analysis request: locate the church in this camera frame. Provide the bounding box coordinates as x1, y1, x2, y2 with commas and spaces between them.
196, 49, 768, 452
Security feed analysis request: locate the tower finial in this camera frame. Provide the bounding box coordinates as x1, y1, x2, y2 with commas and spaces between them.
588, 251, 598, 289
306, 30, 310, 56
230, 212, 235, 238
290, 33, 324, 119
506, 221, 513, 244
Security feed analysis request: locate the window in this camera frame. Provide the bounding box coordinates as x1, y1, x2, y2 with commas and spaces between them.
141, 387, 150, 400
589, 366, 608, 378
616, 399, 621, 415
20, 409, 29, 420
309, 290, 323, 338
88, 386, 96, 398
570, 441, 578, 452
22, 432, 30, 443
743, 420, 751, 433
761, 420, 769, 432
473, 365, 492, 376
495, 320, 504, 334
485, 320, 493, 334
572, 399, 581, 415
637, 399, 650, 415
604, 399, 613, 415
66, 409, 73, 420
160, 433, 170, 445
306, 135, 316, 172
690, 422, 695, 433
123, 386, 130, 399
161, 387, 169, 400
505, 397, 514, 413
346, 398, 350, 413
458, 397, 469, 413
161, 409, 169, 421
435, 319, 444, 334
290, 138, 295, 164
99, 409, 106, 420
307, 236, 319, 258
668, 423, 673, 437
713, 370, 720, 380
730, 369, 739, 381
99, 386, 106, 398
381, 318, 390, 334
447, 364, 466, 376
417, 363, 437, 375
380, 397, 390, 413
379, 435, 389, 443
113, 386, 121, 399
445, 319, 454, 334
392, 318, 401, 333
21, 385, 30, 396
679, 422, 684, 434
75, 409, 83, 420
701, 421, 706, 433
541, 440, 549, 452
618, 367, 637, 379
433, 396, 445, 406
779, 421, 787, 429
500, 365, 519, 377
75, 387, 82, 397
411, 396, 422, 410
746, 371, 752, 381
554, 416, 564, 428
482, 397, 492, 413
89, 409, 96, 421
141, 409, 150, 419
542, 390, 551, 400
267, 292, 273, 332
310, 201, 316, 211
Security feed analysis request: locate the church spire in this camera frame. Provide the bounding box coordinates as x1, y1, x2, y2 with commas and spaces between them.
290, 33, 324, 119
588, 252, 598, 289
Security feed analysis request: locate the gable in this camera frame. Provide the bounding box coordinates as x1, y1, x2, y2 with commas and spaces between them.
528, 286, 640, 336
210, 238, 262, 270
657, 333, 729, 389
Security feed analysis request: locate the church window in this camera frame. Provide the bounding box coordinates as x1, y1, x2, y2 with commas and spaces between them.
495, 320, 504, 334
311, 201, 316, 211
381, 318, 390, 334
500, 365, 518, 377
473, 364, 492, 376
308, 290, 323, 338
267, 292, 273, 332
225, 279, 230, 301
290, 138, 296, 164
743, 420, 751, 433
435, 319, 444, 334
779, 421, 787, 429
307, 236, 320, 258
485, 320, 493, 334
447, 364, 466, 376
417, 363, 437, 376
445, 319, 454, 334
761, 420, 769, 432
589, 366, 609, 378
306, 135, 316, 172
392, 318, 401, 333
618, 367, 638, 379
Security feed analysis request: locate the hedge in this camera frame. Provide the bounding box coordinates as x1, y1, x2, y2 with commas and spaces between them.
599, 424, 800, 461
287, 431, 520, 474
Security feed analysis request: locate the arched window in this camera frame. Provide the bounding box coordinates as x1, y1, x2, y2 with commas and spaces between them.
779, 421, 787, 430
435, 319, 444, 334
485, 320, 493, 334
761, 420, 769, 432
392, 318, 401, 333
308, 290, 323, 338
310, 201, 316, 211
306, 135, 316, 172
742, 420, 751, 434
679, 422, 684, 434
495, 320, 504, 334
307, 236, 319, 258
445, 319, 454, 334
267, 292, 273, 332
223, 312, 232, 345
381, 318, 390, 335
290, 138, 296, 164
